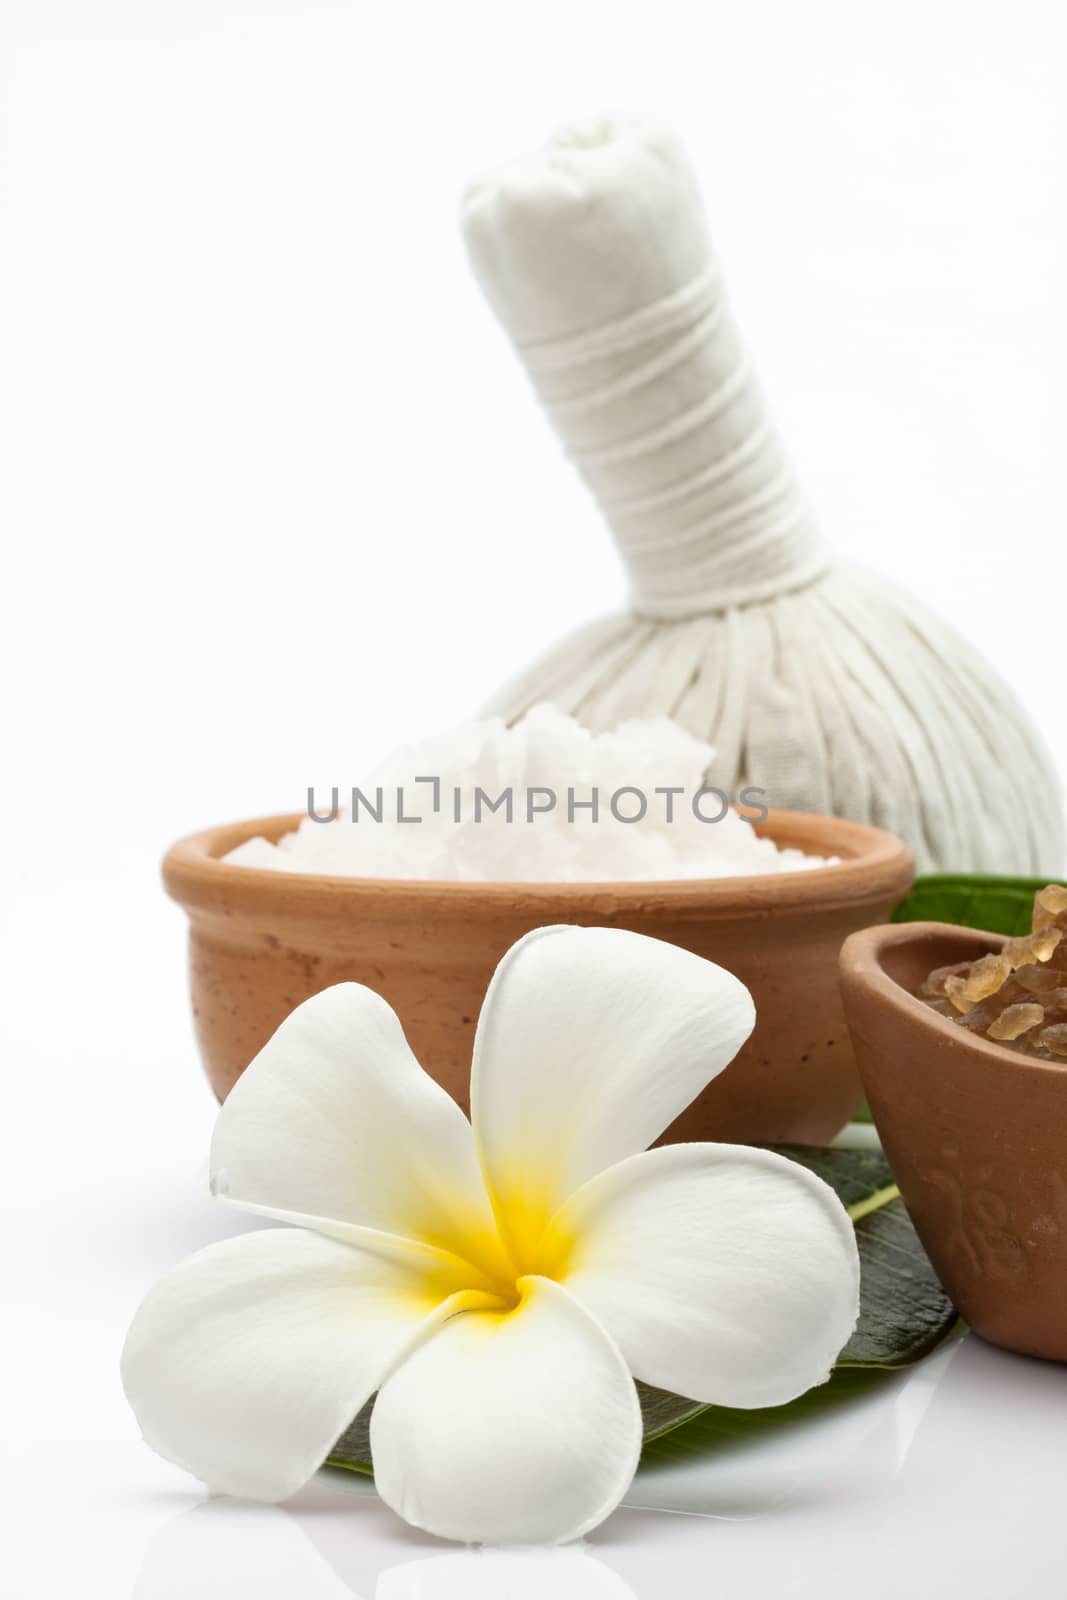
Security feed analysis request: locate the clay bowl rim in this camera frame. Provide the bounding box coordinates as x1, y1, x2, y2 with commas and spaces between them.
162, 807, 914, 919
841, 919, 1067, 1083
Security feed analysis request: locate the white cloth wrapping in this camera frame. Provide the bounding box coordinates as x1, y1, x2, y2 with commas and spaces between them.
462, 113, 1064, 874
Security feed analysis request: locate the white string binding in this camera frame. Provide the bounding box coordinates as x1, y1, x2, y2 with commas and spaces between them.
462, 112, 1065, 874
524, 260, 827, 615
518, 263, 722, 372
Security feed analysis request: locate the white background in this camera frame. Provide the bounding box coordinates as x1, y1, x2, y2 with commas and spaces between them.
3, 2, 1066, 1594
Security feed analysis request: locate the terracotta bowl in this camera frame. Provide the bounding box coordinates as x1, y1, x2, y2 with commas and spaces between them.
162, 808, 913, 1145
840, 921, 1067, 1363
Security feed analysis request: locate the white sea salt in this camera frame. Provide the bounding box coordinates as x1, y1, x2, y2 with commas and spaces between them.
224, 706, 836, 882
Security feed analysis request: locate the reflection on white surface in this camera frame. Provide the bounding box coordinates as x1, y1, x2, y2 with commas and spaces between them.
133, 1498, 356, 1600
625, 1342, 960, 1518
377, 1548, 637, 1600
127, 1332, 1067, 1600
133, 1484, 637, 1600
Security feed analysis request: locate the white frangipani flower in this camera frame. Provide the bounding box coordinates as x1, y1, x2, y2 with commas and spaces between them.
122, 926, 860, 1545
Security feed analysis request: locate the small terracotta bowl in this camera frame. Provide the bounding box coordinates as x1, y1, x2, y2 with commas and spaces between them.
840, 921, 1067, 1363
162, 808, 913, 1145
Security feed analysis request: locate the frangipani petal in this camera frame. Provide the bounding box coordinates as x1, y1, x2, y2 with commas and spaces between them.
121, 1227, 502, 1502
544, 1144, 859, 1409
211, 984, 509, 1282
470, 926, 755, 1258
370, 1275, 642, 1545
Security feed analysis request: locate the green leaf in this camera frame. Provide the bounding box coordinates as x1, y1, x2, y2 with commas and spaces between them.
329, 1402, 376, 1478
639, 1356, 895, 1459
891, 873, 1066, 936
326, 1145, 956, 1477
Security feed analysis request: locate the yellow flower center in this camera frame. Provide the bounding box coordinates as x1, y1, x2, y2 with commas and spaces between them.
435, 1190, 576, 1310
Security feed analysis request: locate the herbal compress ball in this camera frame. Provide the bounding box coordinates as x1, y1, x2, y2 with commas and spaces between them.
462, 113, 1064, 875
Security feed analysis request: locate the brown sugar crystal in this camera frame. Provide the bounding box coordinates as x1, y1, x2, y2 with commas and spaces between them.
943, 954, 1011, 1012
987, 1003, 1045, 1042
919, 885, 1067, 1059
1033, 884, 1067, 932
